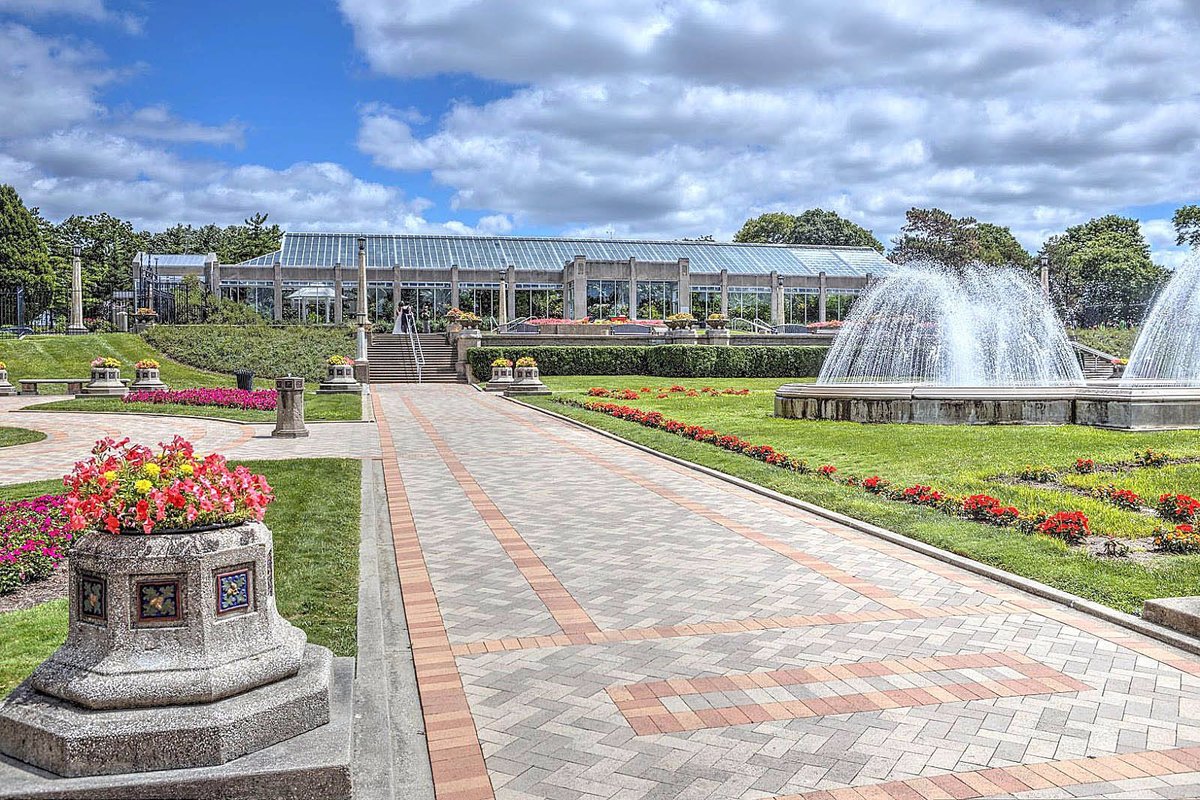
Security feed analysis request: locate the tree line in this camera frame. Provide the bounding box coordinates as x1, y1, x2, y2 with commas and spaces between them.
733, 206, 1194, 327
0, 184, 282, 309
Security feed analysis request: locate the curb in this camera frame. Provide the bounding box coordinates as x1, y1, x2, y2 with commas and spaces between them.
503, 394, 1200, 660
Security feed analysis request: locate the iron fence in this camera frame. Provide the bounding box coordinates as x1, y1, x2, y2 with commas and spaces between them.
0, 284, 64, 337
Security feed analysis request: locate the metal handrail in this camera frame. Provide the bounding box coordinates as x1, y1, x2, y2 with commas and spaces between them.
496, 315, 533, 333
403, 311, 425, 383
729, 317, 777, 334
1070, 340, 1121, 363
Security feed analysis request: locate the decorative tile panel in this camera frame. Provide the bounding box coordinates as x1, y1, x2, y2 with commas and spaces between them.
134, 577, 182, 626
215, 565, 254, 615
78, 572, 107, 624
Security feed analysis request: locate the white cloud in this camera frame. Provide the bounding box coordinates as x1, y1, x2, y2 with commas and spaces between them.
0, 0, 143, 33
345, 0, 1200, 255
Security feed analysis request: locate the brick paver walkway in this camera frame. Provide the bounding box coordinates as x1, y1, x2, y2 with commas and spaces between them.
0, 396, 379, 485
373, 385, 1200, 800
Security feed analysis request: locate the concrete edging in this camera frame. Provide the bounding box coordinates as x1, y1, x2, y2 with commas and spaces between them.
13, 407, 370, 426
503, 394, 1200, 660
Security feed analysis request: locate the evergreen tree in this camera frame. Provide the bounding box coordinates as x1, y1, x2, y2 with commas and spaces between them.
0, 184, 53, 291
735, 209, 884, 251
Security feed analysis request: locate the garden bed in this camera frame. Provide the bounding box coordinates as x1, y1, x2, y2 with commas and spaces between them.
23, 392, 361, 422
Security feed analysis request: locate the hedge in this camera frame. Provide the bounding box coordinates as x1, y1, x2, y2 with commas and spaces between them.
468, 345, 827, 379
143, 325, 356, 383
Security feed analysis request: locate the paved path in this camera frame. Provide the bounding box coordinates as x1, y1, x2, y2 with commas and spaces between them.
373, 384, 1200, 800
0, 396, 379, 485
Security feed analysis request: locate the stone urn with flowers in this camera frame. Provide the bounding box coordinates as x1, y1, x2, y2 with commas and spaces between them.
318, 354, 361, 394
486, 357, 514, 392
504, 356, 551, 396
0, 437, 339, 779
130, 358, 168, 391
83, 356, 127, 396
0, 360, 14, 396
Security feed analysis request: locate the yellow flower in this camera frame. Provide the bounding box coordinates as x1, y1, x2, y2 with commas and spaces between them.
135, 479, 152, 494
144, 463, 161, 478
103, 470, 117, 483
180, 463, 194, 476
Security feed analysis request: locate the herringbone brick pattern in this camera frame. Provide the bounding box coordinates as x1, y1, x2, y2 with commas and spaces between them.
373, 385, 1200, 800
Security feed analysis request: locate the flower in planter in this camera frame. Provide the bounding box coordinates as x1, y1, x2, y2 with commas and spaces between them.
515, 356, 537, 368
91, 357, 122, 369
706, 313, 728, 321
457, 311, 482, 324
1154, 523, 1200, 554
666, 312, 696, 322
327, 355, 354, 366
134, 359, 160, 370
62, 436, 274, 535
446, 307, 464, 319
491, 358, 514, 368
1111, 358, 1129, 366
0, 361, 6, 370
1157, 493, 1200, 523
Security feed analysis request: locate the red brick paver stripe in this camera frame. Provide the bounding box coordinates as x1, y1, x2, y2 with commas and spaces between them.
609, 651, 1090, 736
776, 744, 1200, 800
450, 602, 1020, 656
373, 393, 495, 800
485, 400, 919, 611
403, 397, 601, 636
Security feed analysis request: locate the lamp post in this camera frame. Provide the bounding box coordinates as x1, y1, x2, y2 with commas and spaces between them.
355, 237, 369, 381
497, 269, 509, 326
1039, 254, 1051, 301
67, 244, 87, 335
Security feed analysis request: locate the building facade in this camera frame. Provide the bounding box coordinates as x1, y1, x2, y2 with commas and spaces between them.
139, 233, 890, 326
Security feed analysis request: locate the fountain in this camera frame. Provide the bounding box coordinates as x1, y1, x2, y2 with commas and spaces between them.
775, 260, 1200, 428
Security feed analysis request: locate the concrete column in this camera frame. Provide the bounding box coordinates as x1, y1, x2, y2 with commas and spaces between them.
204, 255, 220, 297
1040, 258, 1050, 300
677, 257, 690, 315
333, 263, 344, 324
457, 328, 483, 381
628, 257, 637, 319
818, 270, 828, 323
355, 238, 368, 370
272, 377, 309, 439
719, 268, 729, 317
572, 255, 587, 319
450, 264, 460, 310
272, 261, 283, 322
770, 270, 782, 327
506, 264, 517, 321
67, 247, 86, 335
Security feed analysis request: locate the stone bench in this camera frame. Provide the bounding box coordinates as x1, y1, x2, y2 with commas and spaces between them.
19, 378, 131, 396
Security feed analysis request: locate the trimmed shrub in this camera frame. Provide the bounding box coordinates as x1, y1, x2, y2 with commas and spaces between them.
143, 325, 355, 383
467, 345, 827, 379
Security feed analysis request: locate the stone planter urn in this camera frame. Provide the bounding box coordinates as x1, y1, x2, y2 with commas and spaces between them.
505, 365, 551, 396
130, 367, 168, 392
706, 317, 729, 330
0, 521, 334, 778
460, 320, 481, 330
317, 363, 361, 395
486, 365, 514, 392
0, 368, 14, 397
83, 366, 127, 397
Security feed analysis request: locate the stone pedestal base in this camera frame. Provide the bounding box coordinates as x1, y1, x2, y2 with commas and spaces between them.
0, 654, 352, 799
702, 329, 731, 346
316, 365, 361, 395
273, 378, 309, 439
0, 370, 14, 397
485, 367, 513, 393
1143, 596, 1200, 637
0, 645, 335, 779
667, 328, 699, 344
129, 369, 168, 392
82, 369, 127, 397
504, 366, 551, 396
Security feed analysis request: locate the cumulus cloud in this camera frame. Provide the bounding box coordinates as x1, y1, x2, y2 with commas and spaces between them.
0, 0, 143, 33
344, 0, 1200, 265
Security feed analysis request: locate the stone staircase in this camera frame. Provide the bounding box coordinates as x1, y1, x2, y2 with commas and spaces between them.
1071, 341, 1119, 381
368, 333, 462, 383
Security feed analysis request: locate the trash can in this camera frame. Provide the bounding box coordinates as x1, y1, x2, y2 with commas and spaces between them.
233, 369, 254, 391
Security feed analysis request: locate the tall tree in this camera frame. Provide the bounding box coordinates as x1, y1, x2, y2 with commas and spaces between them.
735, 209, 884, 251
0, 184, 53, 291
52, 213, 147, 312
1039, 215, 1167, 326
888, 208, 981, 269
221, 212, 283, 264
1172, 205, 1200, 248
976, 222, 1032, 270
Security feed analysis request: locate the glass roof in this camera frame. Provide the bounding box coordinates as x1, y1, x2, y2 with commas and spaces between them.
136, 252, 212, 267
241, 234, 890, 277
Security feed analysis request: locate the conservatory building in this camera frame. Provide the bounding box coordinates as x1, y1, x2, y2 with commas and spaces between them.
149, 233, 890, 326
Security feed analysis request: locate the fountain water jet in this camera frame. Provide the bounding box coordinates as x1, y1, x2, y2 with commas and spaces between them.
1123, 253, 1200, 385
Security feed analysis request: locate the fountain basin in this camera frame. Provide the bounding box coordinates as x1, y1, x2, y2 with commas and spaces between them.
774, 383, 1200, 430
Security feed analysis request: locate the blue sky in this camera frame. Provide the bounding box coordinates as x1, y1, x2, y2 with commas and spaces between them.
1, 0, 1198, 265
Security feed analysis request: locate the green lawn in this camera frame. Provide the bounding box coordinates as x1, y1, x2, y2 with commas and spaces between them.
0, 458, 361, 697
1061, 464, 1200, 503
0, 333, 230, 390
524, 375, 1200, 615
25, 392, 362, 422
0, 427, 45, 449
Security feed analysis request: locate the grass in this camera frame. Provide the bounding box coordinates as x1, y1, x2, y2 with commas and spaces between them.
0, 458, 361, 697
25, 392, 362, 422
1061, 464, 1200, 505
524, 375, 1200, 615
0, 333, 230, 390
0, 427, 45, 449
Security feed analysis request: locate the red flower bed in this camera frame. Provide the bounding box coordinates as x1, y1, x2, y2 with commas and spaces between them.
1155, 524, 1200, 554
1158, 493, 1200, 523
898, 485, 945, 507
1093, 485, 1142, 510
1036, 511, 1090, 545
817, 465, 838, 478
962, 494, 1020, 526
1074, 458, 1095, 474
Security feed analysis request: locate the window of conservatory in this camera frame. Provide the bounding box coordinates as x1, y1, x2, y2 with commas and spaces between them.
586, 279, 630, 319
635, 280, 678, 320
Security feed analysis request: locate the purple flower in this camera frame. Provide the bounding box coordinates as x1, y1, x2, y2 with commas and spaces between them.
123, 388, 278, 412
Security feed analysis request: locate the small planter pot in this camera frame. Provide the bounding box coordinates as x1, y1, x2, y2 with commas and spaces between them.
83, 367, 127, 397
0, 369, 14, 397
130, 367, 168, 392
317, 363, 361, 394
485, 366, 514, 393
